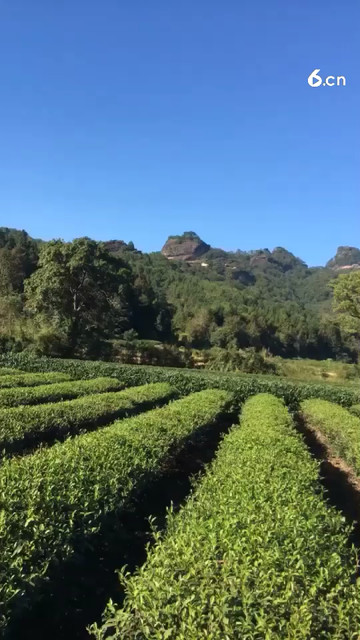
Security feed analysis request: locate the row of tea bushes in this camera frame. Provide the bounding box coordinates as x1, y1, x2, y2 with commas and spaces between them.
0, 376, 124, 408
0, 388, 234, 633
350, 404, 360, 418
0, 353, 359, 409
301, 399, 360, 475
0, 368, 25, 376
0, 382, 175, 455
92, 394, 360, 639
0, 371, 71, 389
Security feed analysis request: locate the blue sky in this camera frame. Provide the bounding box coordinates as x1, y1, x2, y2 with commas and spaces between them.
0, 1, 358, 266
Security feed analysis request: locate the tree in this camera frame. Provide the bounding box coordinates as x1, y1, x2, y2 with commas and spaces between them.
25, 238, 132, 356
0, 228, 38, 290
331, 271, 360, 335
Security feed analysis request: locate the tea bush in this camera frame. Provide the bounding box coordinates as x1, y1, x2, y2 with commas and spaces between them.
0, 376, 124, 408
0, 388, 233, 632
0, 382, 175, 455
0, 371, 71, 388
350, 404, 360, 418
301, 398, 360, 474
91, 394, 360, 639
0, 353, 358, 409
0, 368, 25, 376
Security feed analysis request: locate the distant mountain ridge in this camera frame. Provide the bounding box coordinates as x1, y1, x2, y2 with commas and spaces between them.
1, 226, 359, 270
160, 231, 360, 271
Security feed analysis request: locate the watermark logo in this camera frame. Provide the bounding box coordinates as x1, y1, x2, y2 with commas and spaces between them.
308, 69, 346, 87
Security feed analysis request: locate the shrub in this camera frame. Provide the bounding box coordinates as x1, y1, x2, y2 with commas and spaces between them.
0, 382, 175, 455
0, 388, 233, 632
0, 371, 71, 388
0, 353, 359, 409
350, 404, 360, 418
91, 394, 360, 639
205, 346, 276, 374
0, 367, 25, 376
0, 376, 124, 408
301, 398, 360, 474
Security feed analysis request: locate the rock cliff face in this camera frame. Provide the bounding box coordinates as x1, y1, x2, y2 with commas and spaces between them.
161, 232, 210, 261
326, 246, 360, 270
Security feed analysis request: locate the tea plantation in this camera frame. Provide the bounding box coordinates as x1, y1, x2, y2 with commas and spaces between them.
0, 355, 360, 638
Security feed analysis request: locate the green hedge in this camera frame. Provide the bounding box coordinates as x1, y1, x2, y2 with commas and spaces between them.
92, 394, 360, 639
0, 376, 125, 408
0, 388, 233, 633
0, 371, 71, 389
301, 398, 360, 475
0, 382, 175, 455
350, 404, 360, 418
0, 368, 25, 376
0, 353, 358, 409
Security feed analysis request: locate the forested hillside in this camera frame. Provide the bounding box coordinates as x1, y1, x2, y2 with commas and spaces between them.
0, 227, 359, 364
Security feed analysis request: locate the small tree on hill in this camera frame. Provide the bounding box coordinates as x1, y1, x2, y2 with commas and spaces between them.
331, 271, 360, 350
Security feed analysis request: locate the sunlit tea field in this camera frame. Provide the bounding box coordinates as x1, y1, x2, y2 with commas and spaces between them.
0, 355, 360, 639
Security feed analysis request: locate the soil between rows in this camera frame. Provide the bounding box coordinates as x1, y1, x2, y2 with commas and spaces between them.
295, 413, 360, 553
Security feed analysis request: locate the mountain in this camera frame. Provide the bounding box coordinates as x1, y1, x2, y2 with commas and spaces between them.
161, 232, 309, 271
326, 246, 360, 271
161, 231, 210, 261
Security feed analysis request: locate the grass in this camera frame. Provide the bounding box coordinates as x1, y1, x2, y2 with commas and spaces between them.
273, 356, 360, 385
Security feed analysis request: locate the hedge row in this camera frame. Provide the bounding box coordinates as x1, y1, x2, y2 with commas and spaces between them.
350, 404, 360, 418
0, 353, 358, 408
0, 371, 71, 389
301, 398, 360, 475
0, 388, 233, 632
0, 382, 175, 455
0, 368, 25, 376
91, 393, 360, 639
0, 376, 125, 409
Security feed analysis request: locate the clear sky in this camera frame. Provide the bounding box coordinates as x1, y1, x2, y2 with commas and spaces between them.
0, 1, 358, 266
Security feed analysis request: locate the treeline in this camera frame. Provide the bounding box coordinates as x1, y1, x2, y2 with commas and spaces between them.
0, 227, 357, 364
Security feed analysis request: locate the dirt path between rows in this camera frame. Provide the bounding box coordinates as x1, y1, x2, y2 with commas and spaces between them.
296, 413, 360, 555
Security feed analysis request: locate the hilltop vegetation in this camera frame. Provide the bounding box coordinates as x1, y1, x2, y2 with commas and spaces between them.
0, 227, 359, 365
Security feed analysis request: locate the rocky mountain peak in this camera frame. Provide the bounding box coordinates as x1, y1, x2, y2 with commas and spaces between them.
161, 231, 210, 261
326, 246, 360, 270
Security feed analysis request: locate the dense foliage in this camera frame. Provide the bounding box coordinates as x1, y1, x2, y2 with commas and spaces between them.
92, 394, 360, 639
0, 376, 124, 408
0, 382, 175, 455
350, 404, 360, 418
1, 353, 359, 409
301, 398, 360, 473
0, 368, 25, 376
0, 371, 71, 388
331, 270, 360, 337
0, 388, 233, 633
0, 227, 358, 363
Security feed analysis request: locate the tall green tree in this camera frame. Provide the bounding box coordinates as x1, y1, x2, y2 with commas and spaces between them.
331, 271, 360, 335
25, 238, 132, 356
